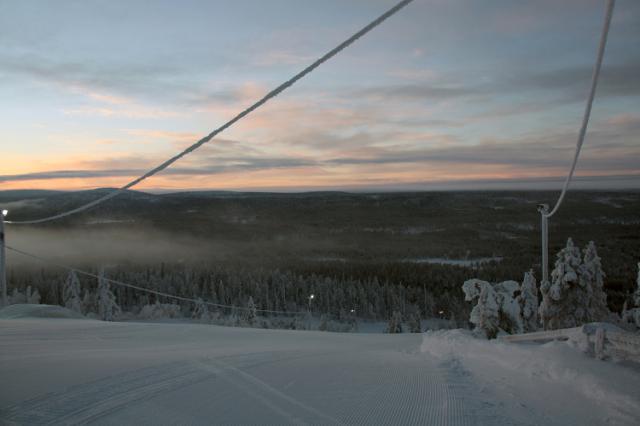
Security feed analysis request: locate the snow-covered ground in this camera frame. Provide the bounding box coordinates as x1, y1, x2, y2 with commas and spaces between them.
1, 307, 639, 425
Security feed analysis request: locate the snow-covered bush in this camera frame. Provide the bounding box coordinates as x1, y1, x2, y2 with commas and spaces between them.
97, 270, 120, 321
138, 301, 182, 320
539, 239, 611, 330
386, 311, 403, 333
8, 287, 41, 305
63, 271, 83, 314
462, 276, 536, 338
316, 313, 358, 332
192, 298, 211, 322
8, 288, 26, 305
25, 286, 40, 304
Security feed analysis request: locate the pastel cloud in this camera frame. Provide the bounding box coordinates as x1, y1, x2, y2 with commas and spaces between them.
0, 0, 638, 192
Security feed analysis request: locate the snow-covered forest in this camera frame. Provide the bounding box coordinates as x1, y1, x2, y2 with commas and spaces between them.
463, 239, 640, 338
7, 238, 640, 336
7, 263, 464, 331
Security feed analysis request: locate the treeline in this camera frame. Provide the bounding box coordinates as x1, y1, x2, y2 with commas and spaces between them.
7, 262, 478, 324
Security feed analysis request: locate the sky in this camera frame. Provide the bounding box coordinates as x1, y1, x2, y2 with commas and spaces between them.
1, 0, 639, 192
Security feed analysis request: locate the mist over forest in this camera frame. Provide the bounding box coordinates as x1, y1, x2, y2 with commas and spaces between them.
3, 189, 639, 320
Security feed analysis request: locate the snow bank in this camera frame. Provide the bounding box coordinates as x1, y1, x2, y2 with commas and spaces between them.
421, 329, 640, 425
0, 304, 85, 320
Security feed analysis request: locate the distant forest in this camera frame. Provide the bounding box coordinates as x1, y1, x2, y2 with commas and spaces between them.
3, 190, 639, 321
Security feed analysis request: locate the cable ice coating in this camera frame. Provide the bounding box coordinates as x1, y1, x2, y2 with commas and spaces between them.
545, 0, 615, 218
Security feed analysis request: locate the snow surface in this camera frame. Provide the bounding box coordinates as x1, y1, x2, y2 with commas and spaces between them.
421, 330, 640, 426
0, 304, 84, 320
1, 311, 639, 425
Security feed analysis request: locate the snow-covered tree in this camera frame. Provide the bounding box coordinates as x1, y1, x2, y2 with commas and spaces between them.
495, 280, 523, 334
26, 286, 41, 304
97, 270, 120, 321
82, 289, 96, 315
139, 301, 180, 320
407, 312, 421, 333
634, 262, 640, 308
463, 279, 500, 338
579, 241, 609, 322
406, 304, 422, 333
539, 238, 583, 330
245, 296, 257, 326
192, 298, 211, 322
9, 288, 26, 305
63, 271, 83, 313
463, 279, 522, 338
621, 263, 640, 329
518, 270, 538, 332
386, 311, 403, 333
318, 314, 329, 331
540, 239, 611, 330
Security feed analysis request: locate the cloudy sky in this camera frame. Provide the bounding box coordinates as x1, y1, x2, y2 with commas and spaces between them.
1, 0, 638, 192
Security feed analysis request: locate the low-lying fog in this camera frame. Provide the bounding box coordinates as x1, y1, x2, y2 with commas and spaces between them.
5, 227, 228, 268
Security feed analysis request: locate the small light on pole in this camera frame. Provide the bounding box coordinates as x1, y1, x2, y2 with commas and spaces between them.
1, 210, 7, 217
308, 294, 315, 312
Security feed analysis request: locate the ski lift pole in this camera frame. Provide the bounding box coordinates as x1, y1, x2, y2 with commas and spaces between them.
0, 210, 7, 306
537, 204, 549, 284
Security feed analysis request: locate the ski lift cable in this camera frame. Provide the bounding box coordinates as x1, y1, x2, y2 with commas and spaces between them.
545, 0, 615, 218
5, 245, 308, 315
6, 0, 415, 225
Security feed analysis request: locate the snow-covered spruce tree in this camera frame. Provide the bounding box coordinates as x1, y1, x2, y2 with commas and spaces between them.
462, 279, 522, 338
386, 311, 403, 333
634, 262, 640, 308
539, 238, 583, 330
407, 312, 422, 333
192, 298, 211, 322
495, 280, 523, 334
318, 314, 329, 331
621, 263, 640, 329
579, 241, 609, 322
405, 304, 421, 333
540, 239, 612, 330
477, 285, 500, 338
63, 271, 83, 314
463, 279, 500, 338
517, 270, 538, 333
245, 296, 257, 326
82, 289, 96, 316
97, 270, 120, 321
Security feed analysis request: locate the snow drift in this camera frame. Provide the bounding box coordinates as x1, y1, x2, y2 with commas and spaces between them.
421, 329, 640, 425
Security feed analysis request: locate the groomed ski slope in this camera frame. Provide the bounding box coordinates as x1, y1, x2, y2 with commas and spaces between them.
1, 310, 639, 425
